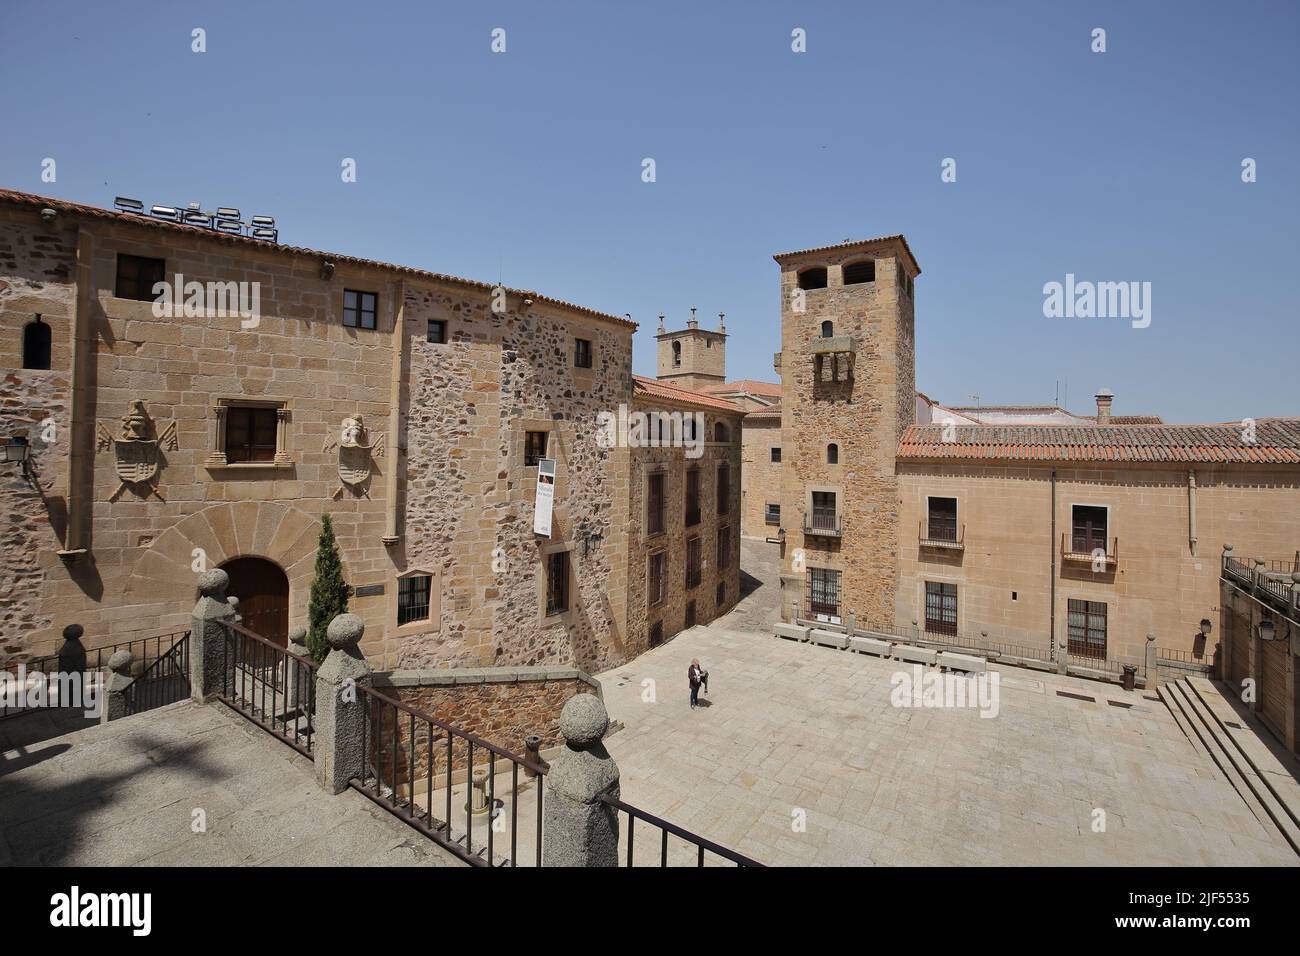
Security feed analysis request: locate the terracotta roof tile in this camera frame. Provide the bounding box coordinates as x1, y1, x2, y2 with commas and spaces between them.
744, 403, 782, 420
0, 189, 637, 330
772, 234, 920, 275
632, 375, 742, 413
896, 420, 1300, 465
700, 379, 782, 398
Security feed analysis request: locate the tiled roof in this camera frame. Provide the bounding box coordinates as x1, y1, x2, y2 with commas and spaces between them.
772, 234, 921, 276
897, 420, 1300, 465
701, 379, 782, 398
744, 403, 782, 420
0, 189, 637, 330
1104, 415, 1165, 425
632, 375, 742, 413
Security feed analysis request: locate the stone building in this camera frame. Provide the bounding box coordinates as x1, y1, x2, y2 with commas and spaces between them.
0, 189, 738, 673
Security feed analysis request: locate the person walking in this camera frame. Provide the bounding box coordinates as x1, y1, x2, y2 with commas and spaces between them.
688, 659, 705, 708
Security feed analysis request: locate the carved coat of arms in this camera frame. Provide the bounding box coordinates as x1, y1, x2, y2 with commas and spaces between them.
96, 400, 178, 501
322, 415, 385, 496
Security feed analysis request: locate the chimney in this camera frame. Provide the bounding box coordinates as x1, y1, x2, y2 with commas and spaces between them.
1095, 388, 1114, 425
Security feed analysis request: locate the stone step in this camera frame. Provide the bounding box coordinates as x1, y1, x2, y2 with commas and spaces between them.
1185, 676, 1300, 836
1157, 684, 1210, 763
1162, 679, 1299, 854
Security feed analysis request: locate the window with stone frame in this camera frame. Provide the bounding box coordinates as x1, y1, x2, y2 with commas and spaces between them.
574, 337, 593, 369
427, 319, 447, 344
924, 581, 958, 637
1071, 505, 1109, 554
927, 497, 958, 542
685, 468, 701, 527
716, 524, 731, 569
646, 471, 666, 536
22, 317, 51, 370
397, 574, 433, 626
685, 536, 702, 590
765, 502, 781, 525
225, 406, 279, 463
1067, 599, 1108, 659
807, 567, 841, 619
545, 550, 570, 616
843, 259, 876, 285
716, 580, 726, 609
648, 550, 667, 607
716, 462, 730, 514
525, 430, 548, 467
343, 289, 378, 330
770, 447, 782, 463
115, 254, 166, 302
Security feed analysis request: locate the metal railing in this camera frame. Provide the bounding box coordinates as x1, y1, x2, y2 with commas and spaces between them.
352, 683, 545, 868
1, 628, 191, 720
1062, 533, 1118, 565
602, 794, 764, 867
123, 633, 191, 716
217, 620, 318, 757
1221, 550, 1300, 616
919, 519, 963, 548
804, 511, 842, 537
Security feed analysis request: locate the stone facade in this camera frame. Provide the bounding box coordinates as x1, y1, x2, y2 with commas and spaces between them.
654, 311, 727, 391
740, 409, 782, 539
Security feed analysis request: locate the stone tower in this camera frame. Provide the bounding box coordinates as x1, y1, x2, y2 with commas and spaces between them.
773, 237, 919, 628
655, 308, 727, 391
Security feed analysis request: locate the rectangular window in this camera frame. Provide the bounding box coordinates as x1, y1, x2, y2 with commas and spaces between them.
546, 551, 570, 616
648, 551, 667, 607
397, 575, 432, 626
924, 581, 958, 637
716, 463, 730, 515
343, 289, 378, 330
574, 338, 593, 369
685, 537, 702, 590
927, 497, 958, 542
648, 620, 663, 647
525, 431, 548, 467
224, 406, 279, 463
646, 472, 666, 536
807, 567, 841, 619
685, 469, 700, 527
1071, 505, 1108, 554
115, 254, 166, 302
716, 524, 731, 570
770, 447, 782, 463
427, 319, 447, 344
685, 600, 697, 628
765, 503, 781, 525
809, 491, 838, 533
1068, 599, 1108, 659
716, 580, 726, 609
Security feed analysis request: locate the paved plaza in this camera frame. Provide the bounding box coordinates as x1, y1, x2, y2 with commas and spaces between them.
592, 538, 1298, 866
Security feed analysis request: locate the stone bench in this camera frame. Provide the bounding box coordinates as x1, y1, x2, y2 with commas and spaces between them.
810, 629, 848, 650
892, 644, 938, 666
937, 651, 986, 674
774, 623, 810, 642
848, 636, 892, 658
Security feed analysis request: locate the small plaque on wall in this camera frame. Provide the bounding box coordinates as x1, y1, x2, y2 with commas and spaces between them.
355, 584, 385, 598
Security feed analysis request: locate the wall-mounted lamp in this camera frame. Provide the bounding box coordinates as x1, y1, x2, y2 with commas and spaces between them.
4, 435, 34, 484
583, 533, 603, 557
1199, 618, 1213, 637
1258, 619, 1277, 642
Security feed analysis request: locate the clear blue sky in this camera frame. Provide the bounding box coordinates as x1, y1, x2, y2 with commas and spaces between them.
3, 0, 1296, 423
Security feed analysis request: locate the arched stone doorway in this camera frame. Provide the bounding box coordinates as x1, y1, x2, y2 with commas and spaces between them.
220, 557, 290, 646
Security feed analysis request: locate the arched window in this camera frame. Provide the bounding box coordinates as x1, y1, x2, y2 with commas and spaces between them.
22, 317, 51, 370
672, 341, 682, 367
843, 260, 876, 285
827, 443, 839, 464
797, 267, 828, 290
820, 320, 834, 338
714, 422, 729, 442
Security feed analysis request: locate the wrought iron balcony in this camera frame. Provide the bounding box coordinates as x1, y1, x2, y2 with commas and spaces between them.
1061, 533, 1118, 568
919, 520, 964, 551
803, 510, 842, 538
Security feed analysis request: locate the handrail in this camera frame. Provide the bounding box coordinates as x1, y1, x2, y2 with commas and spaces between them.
217, 619, 318, 757
600, 793, 764, 867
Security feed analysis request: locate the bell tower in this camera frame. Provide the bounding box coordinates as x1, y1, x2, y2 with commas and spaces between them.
655, 307, 727, 391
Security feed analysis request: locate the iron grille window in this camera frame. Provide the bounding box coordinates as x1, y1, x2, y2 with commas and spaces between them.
1067, 599, 1108, 659
647, 472, 666, 535
225, 406, 278, 463
717, 463, 730, 514
343, 289, 378, 330
765, 503, 781, 525
810, 491, 837, 532
397, 575, 432, 626
927, 497, 958, 541
924, 581, 958, 637
685, 469, 700, 527
716, 525, 731, 569
807, 567, 841, 618
546, 551, 570, 616
1071, 505, 1108, 554
574, 338, 593, 368
427, 319, 447, 343
685, 537, 702, 590
648, 551, 667, 607
115, 254, 166, 302
525, 431, 548, 467
771, 447, 782, 463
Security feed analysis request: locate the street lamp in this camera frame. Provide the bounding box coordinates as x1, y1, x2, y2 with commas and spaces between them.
4, 436, 33, 482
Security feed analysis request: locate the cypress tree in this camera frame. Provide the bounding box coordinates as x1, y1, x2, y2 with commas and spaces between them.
306, 514, 352, 661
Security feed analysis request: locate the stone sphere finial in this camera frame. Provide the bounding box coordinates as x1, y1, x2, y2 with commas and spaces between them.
1291, 571, 1300, 585
1255, 556, 1266, 567
197, 568, 229, 598
62, 623, 84, 642
1223, 543, 1233, 553
559, 693, 608, 749
326, 613, 365, 651
107, 650, 133, 675
288, 626, 308, 646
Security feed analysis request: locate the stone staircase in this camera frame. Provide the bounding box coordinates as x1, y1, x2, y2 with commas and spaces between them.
1159, 676, 1300, 856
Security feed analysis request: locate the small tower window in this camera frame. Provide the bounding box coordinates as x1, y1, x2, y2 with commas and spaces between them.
714, 422, 729, 442
672, 341, 682, 367
827, 443, 839, 464
820, 320, 834, 338
798, 267, 828, 290
22, 317, 51, 370
843, 260, 876, 285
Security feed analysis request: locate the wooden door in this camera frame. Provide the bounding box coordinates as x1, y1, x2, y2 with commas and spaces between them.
220, 557, 290, 646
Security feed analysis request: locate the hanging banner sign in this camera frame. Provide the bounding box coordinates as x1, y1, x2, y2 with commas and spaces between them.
533, 458, 556, 537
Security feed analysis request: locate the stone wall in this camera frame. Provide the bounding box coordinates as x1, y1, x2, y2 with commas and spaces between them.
740, 413, 781, 538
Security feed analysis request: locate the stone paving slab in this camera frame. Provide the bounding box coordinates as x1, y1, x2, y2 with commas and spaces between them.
0, 700, 462, 867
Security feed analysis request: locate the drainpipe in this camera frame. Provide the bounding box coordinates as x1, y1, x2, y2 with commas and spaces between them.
1187, 469, 1198, 557
1049, 468, 1057, 660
